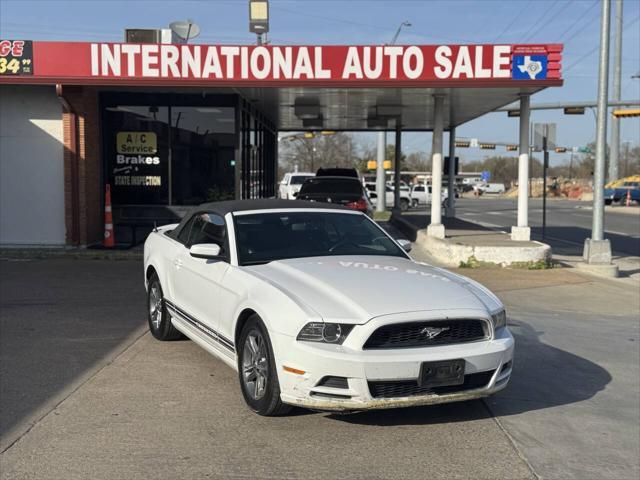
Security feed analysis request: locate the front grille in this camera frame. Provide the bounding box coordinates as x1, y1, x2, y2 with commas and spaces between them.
363, 319, 488, 349
368, 370, 495, 399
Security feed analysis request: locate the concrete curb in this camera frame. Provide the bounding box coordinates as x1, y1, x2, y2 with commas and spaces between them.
415, 229, 551, 268
391, 212, 552, 268
576, 205, 640, 215
0, 248, 143, 261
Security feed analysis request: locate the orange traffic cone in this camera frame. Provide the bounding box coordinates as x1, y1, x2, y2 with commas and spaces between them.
626, 188, 631, 207
104, 184, 115, 248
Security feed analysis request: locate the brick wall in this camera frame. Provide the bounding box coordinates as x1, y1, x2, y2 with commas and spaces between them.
61, 86, 102, 246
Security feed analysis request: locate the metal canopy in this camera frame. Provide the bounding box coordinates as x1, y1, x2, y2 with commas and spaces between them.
236, 85, 547, 131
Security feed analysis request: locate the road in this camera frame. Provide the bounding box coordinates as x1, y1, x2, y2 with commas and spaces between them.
1, 257, 638, 480
452, 197, 640, 256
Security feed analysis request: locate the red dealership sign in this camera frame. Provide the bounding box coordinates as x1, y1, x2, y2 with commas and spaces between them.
0, 41, 562, 87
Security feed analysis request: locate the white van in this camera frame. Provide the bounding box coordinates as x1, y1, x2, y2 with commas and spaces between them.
477, 182, 506, 194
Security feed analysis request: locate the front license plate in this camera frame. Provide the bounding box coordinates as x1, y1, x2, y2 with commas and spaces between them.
419, 359, 465, 387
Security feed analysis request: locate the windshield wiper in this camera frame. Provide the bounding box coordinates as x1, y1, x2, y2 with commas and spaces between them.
241, 260, 273, 266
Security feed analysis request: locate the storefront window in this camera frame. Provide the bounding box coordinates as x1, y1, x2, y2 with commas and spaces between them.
170, 106, 235, 204
104, 105, 169, 205
103, 94, 238, 206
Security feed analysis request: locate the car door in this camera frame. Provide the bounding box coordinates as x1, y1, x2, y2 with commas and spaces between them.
172, 212, 230, 346
279, 174, 290, 199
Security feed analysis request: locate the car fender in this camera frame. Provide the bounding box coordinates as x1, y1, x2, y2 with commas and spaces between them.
227, 269, 321, 342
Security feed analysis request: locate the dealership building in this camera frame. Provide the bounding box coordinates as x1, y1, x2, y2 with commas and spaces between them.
0, 37, 562, 247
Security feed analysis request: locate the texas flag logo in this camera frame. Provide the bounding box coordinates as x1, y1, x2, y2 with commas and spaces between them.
512, 55, 548, 80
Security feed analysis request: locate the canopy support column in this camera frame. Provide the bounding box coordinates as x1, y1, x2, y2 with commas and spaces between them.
427, 94, 445, 239
445, 127, 456, 218
375, 131, 386, 212
393, 120, 402, 212
511, 94, 531, 241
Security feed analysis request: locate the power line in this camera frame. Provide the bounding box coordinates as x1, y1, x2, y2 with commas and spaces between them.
519, 0, 561, 41
558, 0, 599, 42
564, 14, 639, 74
523, 0, 575, 42
270, 5, 477, 43
493, 1, 534, 43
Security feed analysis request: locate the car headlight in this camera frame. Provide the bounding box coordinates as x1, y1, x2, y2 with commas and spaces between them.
296, 322, 354, 344
491, 309, 507, 330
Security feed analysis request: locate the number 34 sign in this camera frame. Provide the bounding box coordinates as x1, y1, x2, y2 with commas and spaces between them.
0, 40, 33, 75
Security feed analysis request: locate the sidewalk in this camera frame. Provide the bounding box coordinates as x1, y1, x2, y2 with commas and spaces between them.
392, 211, 551, 268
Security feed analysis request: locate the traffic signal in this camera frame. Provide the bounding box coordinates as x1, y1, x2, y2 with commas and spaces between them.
455, 141, 470, 148
506, 145, 518, 151
555, 147, 567, 153
612, 109, 640, 118
367, 160, 393, 170
480, 143, 496, 149
443, 157, 459, 176
563, 107, 585, 115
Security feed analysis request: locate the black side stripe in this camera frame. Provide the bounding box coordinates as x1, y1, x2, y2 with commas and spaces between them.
164, 299, 235, 352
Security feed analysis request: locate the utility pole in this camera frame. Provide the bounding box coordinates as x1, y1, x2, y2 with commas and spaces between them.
609, 0, 623, 181
582, 0, 618, 277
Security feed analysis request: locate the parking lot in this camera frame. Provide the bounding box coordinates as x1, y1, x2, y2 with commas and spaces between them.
1, 256, 638, 480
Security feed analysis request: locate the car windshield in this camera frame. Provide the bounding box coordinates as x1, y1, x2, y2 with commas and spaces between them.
234, 211, 406, 265
299, 178, 362, 194
290, 175, 312, 185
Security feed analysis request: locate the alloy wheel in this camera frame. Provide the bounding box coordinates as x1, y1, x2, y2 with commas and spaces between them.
149, 283, 163, 330
242, 330, 269, 400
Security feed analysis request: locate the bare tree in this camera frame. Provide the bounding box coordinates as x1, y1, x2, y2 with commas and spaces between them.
279, 133, 362, 173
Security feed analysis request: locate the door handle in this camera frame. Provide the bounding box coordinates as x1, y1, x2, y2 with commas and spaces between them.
173, 258, 181, 267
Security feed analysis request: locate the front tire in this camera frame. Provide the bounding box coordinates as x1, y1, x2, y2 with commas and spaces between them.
238, 315, 292, 416
400, 198, 409, 211
147, 273, 182, 341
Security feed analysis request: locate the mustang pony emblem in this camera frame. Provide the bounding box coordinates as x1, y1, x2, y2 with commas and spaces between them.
420, 326, 450, 339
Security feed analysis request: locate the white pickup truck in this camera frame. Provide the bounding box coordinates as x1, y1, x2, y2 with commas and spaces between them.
364, 183, 412, 211
409, 184, 451, 208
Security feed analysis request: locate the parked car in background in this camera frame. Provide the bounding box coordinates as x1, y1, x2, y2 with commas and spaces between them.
316, 167, 359, 178
279, 172, 315, 199
477, 183, 506, 194
604, 181, 640, 205
297, 176, 373, 216
364, 183, 412, 211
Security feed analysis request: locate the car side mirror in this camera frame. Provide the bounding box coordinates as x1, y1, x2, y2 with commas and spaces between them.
189, 243, 221, 259
397, 239, 412, 253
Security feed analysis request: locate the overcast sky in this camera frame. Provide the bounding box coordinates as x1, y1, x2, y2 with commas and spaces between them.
1, 0, 638, 165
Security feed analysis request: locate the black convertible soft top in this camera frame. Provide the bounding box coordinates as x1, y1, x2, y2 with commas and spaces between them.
170, 199, 350, 239
197, 198, 349, 216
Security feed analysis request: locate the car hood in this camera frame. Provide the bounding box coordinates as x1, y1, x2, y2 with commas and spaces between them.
245, 256, 502, 323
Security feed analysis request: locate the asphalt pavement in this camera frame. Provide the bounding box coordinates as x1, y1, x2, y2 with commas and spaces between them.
1, 257, 639, 480
449, 197, 640, 256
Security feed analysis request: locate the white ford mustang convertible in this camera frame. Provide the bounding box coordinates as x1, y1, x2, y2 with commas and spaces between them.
144, 199, 514, 415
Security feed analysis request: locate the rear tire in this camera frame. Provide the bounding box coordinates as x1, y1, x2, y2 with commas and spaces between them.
147, 273, 183, 341
238, 315, 292, 416
400, 198, 409, 212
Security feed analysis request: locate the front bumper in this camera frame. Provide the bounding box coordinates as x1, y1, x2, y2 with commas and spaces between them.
272, 327, 514, 412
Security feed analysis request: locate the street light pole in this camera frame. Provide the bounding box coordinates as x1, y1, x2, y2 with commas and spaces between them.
582, 0, 618, 277
609, 0, 623, 181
